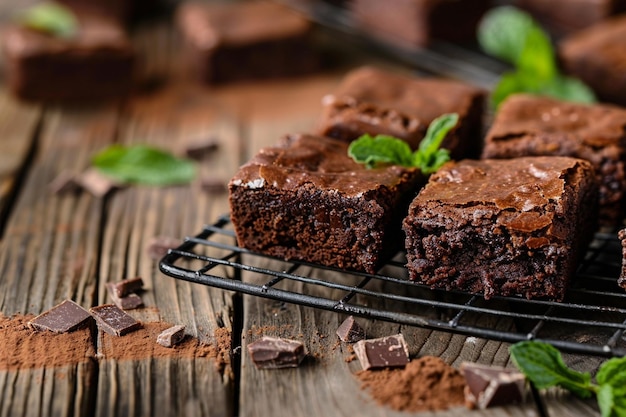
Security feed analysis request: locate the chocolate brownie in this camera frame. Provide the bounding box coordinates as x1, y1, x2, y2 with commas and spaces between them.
229, 134, 423, 273
56, 0, 132, 25
176, 1, 318, 85
559, 15, 626, 107
619, 229, 626, 289
350, 0, 491, 47
483, 94, 626, 225
2, 15, 134, 102
318, 66, 485, 159
403, 157, 598, 301
518, 0, 626, 35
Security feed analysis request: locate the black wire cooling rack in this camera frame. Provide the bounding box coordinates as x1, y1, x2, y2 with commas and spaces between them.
160, 214, 626, 358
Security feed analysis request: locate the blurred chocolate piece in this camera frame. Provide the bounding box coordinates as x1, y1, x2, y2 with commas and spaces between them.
461, 362, 526, 409
108, 277, 144, 298
106, 283, 144, 310
147, 236, 182, 260
29, 299, 92, 333
56, 0, 132, 25
157, 324, 186, 348
184, 137, 219, 160
89, 304, 141, 336
2, 15, 134, 102
200, 177, 228, 195
248, 336, 306, 369
76, 168, 118, 197
336, 316, 365, 343
353, 334, 409, 370
48, 170, 80, 194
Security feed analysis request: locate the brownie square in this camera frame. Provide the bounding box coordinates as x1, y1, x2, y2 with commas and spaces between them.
559, 15, 626, 107
176, 1, 318, 85
229, 133, 423, 273
518, 0, 626, 35
618, 229, 626, 289
350, 0, 491, 47
318, 66, 485, 159
483, 94, 626, 225
403, 157, 598, 301
2, 16, 134, 102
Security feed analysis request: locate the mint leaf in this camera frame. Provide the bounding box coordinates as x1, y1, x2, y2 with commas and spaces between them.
510, 341, 593, 398
541, 76, 597, 104
477, 6, 535, 65
348, 113, 457, 174
348, 134, 413, 168
17, 2, 77, 38
93, 144, 196, 186
597, 357, 626, 388
518, 25, 557, 80
598, 384, 615, 417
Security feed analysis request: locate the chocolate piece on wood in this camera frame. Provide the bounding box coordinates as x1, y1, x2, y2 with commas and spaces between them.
89, 304, 141, 336
106, 283, 144, 310
29, 299, 92, 333
200, 177, 228, 194
336, 316, 365, 343
156, 325, 186, 348
76, 168, 118, 197
461, 362, 526, 409
147, 236, 182, 260
353, 334, 409, 370
108, 277, 144, 298
247, 336, 306, 369
48, 170, 80, 194
184, 137, 219, 160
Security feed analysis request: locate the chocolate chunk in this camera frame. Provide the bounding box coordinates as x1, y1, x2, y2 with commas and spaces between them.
106, 283, 144, 310
353, 334, 409, 370
107, 277, 144, 298
200, 177, 228, 195
29, 300, 92, 333
184, 137, 219, 160
48, 170, 80, 194
247, 336, 306, 369
461, 362, 526, 409
147, 236, 182, 260
89, 304, 141, 336
156, 325, 186, 348
336, 316, 365, 343
76, 168, 118, 198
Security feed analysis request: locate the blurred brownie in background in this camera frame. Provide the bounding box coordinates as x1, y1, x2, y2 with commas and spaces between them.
559, 15, 626, 107
483, 94, 626, 226
176, 1, 318, 85
56, 0, 132, 25
318, 66, 485, 159
350, 0, 491, 47
2, 15, 135, 102
517, 0, 626, 35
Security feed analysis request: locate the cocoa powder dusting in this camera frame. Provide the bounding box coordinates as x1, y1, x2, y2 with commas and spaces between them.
357, 356, 466, 412
0, 314, 95, 370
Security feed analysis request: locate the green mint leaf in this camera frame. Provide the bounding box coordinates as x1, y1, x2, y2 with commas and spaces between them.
518, 25, 557, 80
541, 76, 597, 104
348, 134, 414, 168
413, 113, 456, 174
17, 2, 77, 38
510, 341, 594, 398
598, 384, 614, 417
92, 144, 196, 186
477, 6, 535, 65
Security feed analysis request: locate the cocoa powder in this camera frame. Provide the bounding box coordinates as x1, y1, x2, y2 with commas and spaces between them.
357, 356, 466, 412
0, 314, 95, 370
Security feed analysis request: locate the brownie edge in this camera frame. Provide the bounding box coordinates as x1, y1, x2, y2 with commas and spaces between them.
403, 157, 598, 301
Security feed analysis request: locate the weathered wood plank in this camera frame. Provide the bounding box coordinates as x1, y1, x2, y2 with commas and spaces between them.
0, 103, 120, 417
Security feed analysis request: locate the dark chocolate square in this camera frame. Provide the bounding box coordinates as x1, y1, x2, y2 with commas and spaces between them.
29, 299, 93, 333
461, 362, 526, 409
247, 336, 306, 369
89, 304, 141, 336
353, 334, 410, 370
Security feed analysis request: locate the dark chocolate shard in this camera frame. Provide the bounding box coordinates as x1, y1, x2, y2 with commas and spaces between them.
106, 283, 144, 310
336, 315, 365, 343
200, 177, 228, 195
157, 324, 186, 348
248, 336, 306, 369
89, 304, 142, 336
48, 170, 80, 194
147, 236, 182, 260
353, 334, 409, 370
29, 299, 93, 333
107, 277, 144, 298
461, 362, 526, 409
184, 137, 220, 160
76, 168, 118, 198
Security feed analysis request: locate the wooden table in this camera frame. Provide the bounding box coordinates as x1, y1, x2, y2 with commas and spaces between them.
0, 13, 608, 417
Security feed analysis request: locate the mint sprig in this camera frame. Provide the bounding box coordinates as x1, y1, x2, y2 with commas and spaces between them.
510, 341, 626, 417
92, 144, 196, 186
348, 113, 458, 174
478, 6, 596, 108
16, 2, 77, 38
